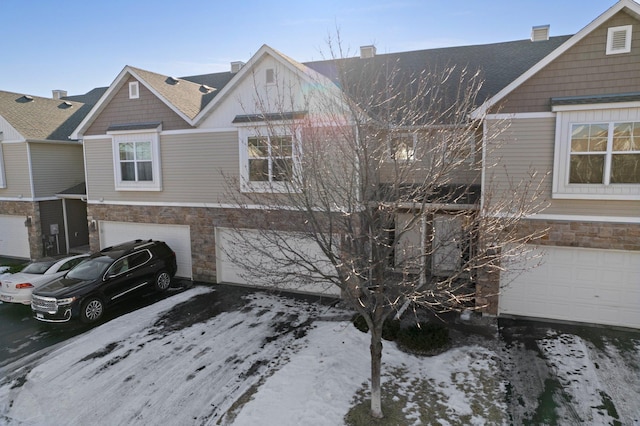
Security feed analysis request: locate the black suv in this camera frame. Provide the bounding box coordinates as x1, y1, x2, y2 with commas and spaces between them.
31, 240, 177, 323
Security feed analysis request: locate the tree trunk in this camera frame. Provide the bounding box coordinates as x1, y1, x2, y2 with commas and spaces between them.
369, 325, 384, 418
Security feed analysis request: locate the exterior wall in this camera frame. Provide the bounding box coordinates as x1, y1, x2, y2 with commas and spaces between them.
87, 204, 314, 283
499, 12, 640, 113
485, 117, 640, 218
30, 143, 84, 198
84, 131, 239, 203
0, 143, 32, 198
85, 76, 193, 136
0, 200, 42, 259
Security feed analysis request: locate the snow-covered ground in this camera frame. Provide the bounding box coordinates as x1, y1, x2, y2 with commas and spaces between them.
0, 286, 638, 425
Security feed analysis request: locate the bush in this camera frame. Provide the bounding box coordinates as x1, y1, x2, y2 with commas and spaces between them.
396, 322, 450, 356
351, 314, 401, 341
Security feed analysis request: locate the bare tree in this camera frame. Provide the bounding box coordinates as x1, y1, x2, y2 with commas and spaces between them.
220, 42, 548, 419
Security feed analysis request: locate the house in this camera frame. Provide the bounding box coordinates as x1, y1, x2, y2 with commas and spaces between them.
475, 0, 640, 329
0, 89, 103, 260
68, 0, 638, 328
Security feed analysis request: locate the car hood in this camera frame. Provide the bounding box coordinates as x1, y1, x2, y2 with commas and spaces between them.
34, 276, 97, 298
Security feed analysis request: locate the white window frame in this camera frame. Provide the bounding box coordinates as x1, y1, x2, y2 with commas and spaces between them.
110, 129, 162, 191
129, 81, 140, 99
238, 126, 301, 193
387, 133, 417, 162
265, 68, 275, 85
606, 25, 632, 55
552, 105, 640, 200
0, 140, 6, 188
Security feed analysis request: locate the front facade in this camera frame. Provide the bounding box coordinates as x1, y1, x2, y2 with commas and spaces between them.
60, 0, 639, 328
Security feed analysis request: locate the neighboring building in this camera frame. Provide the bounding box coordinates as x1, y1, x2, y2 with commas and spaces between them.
54, 0, 637, 329
0, 89, 102, 259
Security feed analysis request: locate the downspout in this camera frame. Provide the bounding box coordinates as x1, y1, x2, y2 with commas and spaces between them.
62, 198, 69, 254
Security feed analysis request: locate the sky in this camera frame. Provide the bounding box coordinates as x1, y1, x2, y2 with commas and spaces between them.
1, 286, 639, 424
0, 0, 627, 98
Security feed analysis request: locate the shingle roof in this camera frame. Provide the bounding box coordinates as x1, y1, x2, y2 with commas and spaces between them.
0, 90, 93, 141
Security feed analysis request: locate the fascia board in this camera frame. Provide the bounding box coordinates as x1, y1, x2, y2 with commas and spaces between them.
470, 0, 640, 120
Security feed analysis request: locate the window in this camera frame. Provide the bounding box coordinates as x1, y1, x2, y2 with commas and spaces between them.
240, 128, 299, 192
606, 25, 632, 55
265, 68, 275, 84
111, 131, 162, 191
388, 134, 416, 161
129, 82, 140, 99
0, 141, 5, 188
569, 122, 640, 184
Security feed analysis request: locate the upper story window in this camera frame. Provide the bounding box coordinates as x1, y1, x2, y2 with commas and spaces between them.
388, 133, 416, 161
129, 82, 140, 99
239, 127, 300, 193
110, 128, 162, 191
606, 25, 632, 55
552, 105, 640, 200
0, 142, 6, 189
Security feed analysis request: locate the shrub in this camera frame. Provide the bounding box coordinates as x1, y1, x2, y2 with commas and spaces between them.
351, 314, 401, 341
396, 322, 450, 356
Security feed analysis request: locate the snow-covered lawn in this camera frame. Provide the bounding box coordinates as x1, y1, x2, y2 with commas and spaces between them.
0, 286, 638, 425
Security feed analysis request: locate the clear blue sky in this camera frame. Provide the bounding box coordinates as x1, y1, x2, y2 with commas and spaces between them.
1, 0, 623, 98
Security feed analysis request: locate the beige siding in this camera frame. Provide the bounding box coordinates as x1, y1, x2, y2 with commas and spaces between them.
31, 143, 84, 197
486, 117, 640, 218
85, 76, 193, 135
0, 143, 32, 198
85, 131, 239, 203
499, 12, 640, 113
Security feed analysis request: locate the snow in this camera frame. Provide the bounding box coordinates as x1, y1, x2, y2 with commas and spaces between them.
1, 286, 639, 425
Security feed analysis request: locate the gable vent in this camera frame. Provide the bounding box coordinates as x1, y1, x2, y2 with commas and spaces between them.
531, 25, 550, 42
606, 25, 632, 55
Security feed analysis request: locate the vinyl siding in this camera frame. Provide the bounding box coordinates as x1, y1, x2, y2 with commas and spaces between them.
485, 117, 640, 218
31, 143, 84, 197
499, 11, 640, 113
85, 76, 192, 136
85, 131, 239, 204
0, 143, 32, 198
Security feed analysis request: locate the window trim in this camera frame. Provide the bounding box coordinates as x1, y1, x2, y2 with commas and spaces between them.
0, 141, 6, 188
552, 108, 640, 200
387, 133, 417, 162
606, 25, 632, 55
129, 81, 140, 99
238, 126, 301, 193
110, 129, 162, 191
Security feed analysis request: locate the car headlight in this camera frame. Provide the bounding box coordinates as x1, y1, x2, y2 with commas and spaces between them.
57, 297, 77, 306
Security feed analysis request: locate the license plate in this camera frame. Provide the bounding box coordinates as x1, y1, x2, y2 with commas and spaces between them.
36, 313, 44, 319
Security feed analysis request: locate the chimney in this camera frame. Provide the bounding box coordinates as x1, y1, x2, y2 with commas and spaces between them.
231, 61, 245, 73
360, 45, 376, 58
52, 89, 67, 100
531, 25, 550, 42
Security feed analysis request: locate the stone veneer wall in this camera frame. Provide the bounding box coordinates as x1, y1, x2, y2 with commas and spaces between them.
0, 201, 42, 259
476, 219, 640, 315
87, 204, 312, 283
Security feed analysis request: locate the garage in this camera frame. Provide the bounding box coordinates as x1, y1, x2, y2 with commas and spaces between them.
215, 227, 340, 296
499, 245, 640, 329
0, 215, 30, 259
99, 221, 192, 279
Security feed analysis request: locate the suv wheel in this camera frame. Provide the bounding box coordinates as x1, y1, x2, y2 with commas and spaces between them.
155, 271, 171, 291
80, 297, 104, 323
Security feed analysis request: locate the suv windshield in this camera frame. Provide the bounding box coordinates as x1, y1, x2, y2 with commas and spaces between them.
21, 260, 57, 274
67, 257, 112, 281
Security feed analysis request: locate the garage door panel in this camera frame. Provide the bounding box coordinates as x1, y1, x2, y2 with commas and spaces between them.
216, 227, 339, 296
500, 245, 640, 329
99, 221, 192, 279
0, 215, 30, 258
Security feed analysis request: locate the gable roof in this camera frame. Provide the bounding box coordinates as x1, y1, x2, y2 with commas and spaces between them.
0, 90, 91, 141
471, 0, 640, 118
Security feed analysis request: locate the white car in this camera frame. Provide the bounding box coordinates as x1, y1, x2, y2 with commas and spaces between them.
0, 254, 89, 305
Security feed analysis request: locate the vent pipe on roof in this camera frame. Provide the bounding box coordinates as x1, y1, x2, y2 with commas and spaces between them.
531, 25, 550, 42
52, 89, 67, 100
360, 45, 376, 58
231, 61, 245, 73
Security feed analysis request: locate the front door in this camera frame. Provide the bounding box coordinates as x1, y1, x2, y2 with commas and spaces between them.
432, 214, 463, 276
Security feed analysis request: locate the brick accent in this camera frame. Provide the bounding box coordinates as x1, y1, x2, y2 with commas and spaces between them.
87, 204, 311, 283
0, 200, 43, 259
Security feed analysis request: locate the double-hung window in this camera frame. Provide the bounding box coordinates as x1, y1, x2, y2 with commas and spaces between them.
388, 133, 416, 161
110, 129, 162, 191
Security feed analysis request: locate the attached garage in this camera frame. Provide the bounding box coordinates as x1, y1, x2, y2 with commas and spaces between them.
499, 245, 640, 329
215, 227, 340, 296
99, 221, 192, 279
0, 215, 30, 259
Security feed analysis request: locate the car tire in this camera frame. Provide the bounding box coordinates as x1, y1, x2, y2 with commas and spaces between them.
80, 297, 104, 323
155, 271, 171, 291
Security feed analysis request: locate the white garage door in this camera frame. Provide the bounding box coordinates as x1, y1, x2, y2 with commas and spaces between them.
99, 221, 192, 279
0, 215, 30, 258
499, 245, 640, 329
215, 227, 340, 296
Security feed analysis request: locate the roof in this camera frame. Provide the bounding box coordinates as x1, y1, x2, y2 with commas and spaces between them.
0, 90, 93, 141
56, 182, 86, 199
